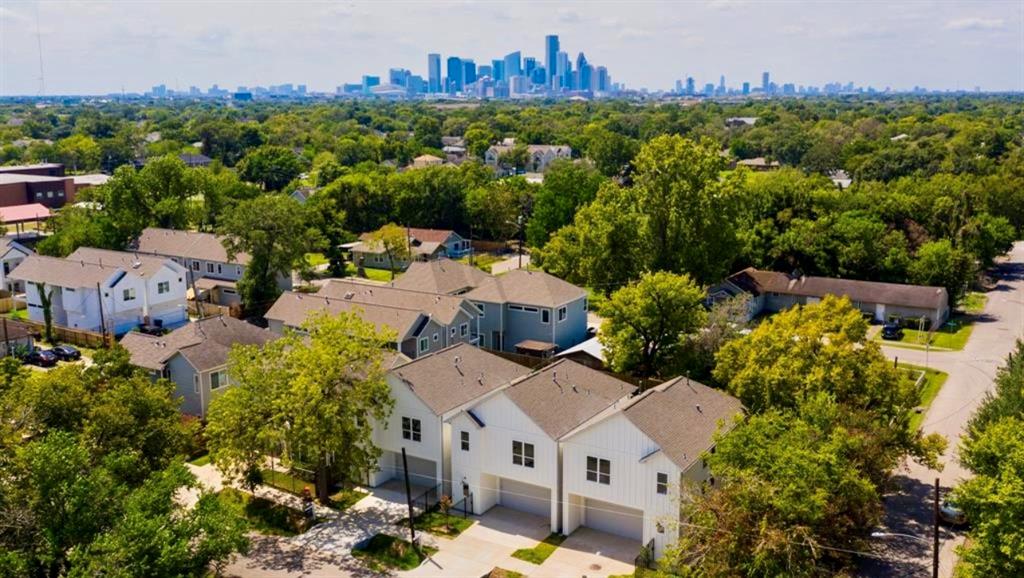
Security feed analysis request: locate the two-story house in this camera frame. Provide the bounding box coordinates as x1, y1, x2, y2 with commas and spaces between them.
135, 227, 293, 307
9, 248, 188, 335
119, 315, 275, 418
449, 359, 636, 533
484, 142, 572, 174
392, 259, 492, 296
465, 269, 589, 354
350, 228, 471, 272
0, 238, 34, 293
560, 377, 743, 556
367, 343, 531, 491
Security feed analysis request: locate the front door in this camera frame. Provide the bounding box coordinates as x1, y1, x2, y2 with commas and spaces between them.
492, 331, 502, 351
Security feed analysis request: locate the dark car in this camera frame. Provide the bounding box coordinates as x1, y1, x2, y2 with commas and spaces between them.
50, 345, 81, 361
881, 323, 904, 341
24, 347, 58, 368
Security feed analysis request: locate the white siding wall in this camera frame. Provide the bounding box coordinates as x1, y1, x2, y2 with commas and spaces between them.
449, 393, 559, 531
369, 376, 443, 487
561, 413, 682, 555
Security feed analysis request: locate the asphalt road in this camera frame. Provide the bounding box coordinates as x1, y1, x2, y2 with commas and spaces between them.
860, 241, 1024, 577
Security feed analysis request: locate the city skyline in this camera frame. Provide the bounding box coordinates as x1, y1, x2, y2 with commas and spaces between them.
1, 0, 1022, 96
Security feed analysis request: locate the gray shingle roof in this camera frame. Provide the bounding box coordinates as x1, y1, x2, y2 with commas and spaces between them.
504, 359, 636, 440
318, 279, 471, 326
392, 259, 492, 295
622, 377, 743, 471
464, 269, 586, 308
391, 343, 531, 416
265, 291, 425, 340
11, 254, 120, 287
67, 247, 176, 280
728, 267, 948, 311
137, 227, 250, 266
120, 315, 274, 372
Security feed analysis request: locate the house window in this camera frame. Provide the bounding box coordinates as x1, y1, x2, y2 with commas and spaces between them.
450, 326, 457, 337
460, 323, 468, 337
557, 306, 567, 322
191, 261, 200, 271
512, 441, 534, 468
460, 431, 470, 451
402, 417, 421, 442
656, 472, 669, 495
418, 337, 429, 353
474, 302, 485, 316
508, 304, 524, 311
157, 281, 170, 294
217, 264, 223, 274
210, 370, 227, 390
586, 456, 610, 485
192, 374, 199, 393
122, 288, 136, 301
207, 263, 215, 273
541, 309, 550, 324
235, 266, 242, 276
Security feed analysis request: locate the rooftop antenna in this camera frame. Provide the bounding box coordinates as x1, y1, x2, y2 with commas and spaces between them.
34, 3, 45, 96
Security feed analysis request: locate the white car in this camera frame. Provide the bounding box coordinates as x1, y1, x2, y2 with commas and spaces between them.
939, 500, 967, 526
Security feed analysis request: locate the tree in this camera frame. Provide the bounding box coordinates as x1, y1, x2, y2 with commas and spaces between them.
33, 282, 55, 343
306, 193, 352, 277
367, 223, 411, 281
218, 195, 321, 312
497, 143, 530, 173
55, 134, 101, 172
236, 145, 305, 191
909, 239, 975, 308
207, 312, 394, 502
584, 124, 639, 177
598, 272, 707, 378
525, 159, 604, 248
466, 178, 534, 242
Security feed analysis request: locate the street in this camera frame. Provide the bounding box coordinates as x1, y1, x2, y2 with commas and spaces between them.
860, 241, 1024, 577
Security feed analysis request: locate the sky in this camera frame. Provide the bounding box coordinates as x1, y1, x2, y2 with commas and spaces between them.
1, 0, 1022, 95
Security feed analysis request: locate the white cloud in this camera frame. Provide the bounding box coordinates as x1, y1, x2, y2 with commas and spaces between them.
944, 17, 1005, 31
0, 6, 28, 21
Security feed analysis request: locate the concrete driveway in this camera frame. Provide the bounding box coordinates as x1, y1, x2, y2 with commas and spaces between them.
531, 528, 637, 578
859, 242, 1024, 577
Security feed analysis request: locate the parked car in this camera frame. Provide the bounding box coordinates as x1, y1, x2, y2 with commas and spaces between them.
50, 345, 81, 361
881, 323, 904, 340
23, 347, 58, 368
939, 500, 967, 526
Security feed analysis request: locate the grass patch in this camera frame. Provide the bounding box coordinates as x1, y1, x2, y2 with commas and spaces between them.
344, 262, 399, 282
457, 252, 504, 272
189, 453, 211, 466
413, 508, 473, 538
305, 252, 329, 267
260, 468, 314, 496
352, 533, 437, 571
485, 569, 524, 578
511, 533, 566, 565
2, 309, 28, 321
875, 317, 974, 351
328, 486, 367, 511
901, 363, 949, 432
961, 292, 987, 315
217, 488, 308, 537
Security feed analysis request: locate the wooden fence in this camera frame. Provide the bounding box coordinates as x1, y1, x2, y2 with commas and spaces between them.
187, 301, 241, 319
18, 319, 113, 348
0, 296, 25, 314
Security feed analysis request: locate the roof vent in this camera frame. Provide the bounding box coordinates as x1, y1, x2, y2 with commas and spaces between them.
696, 404, 702, 413
344, 292, 355, 300
477, 372, 484, 386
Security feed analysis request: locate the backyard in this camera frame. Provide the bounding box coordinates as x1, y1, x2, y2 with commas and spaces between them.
216, 488, 310, 537
457, 252, 504, 273
260, 467, 367, 511
875, 316, 974, 351
900, 363, 949, 432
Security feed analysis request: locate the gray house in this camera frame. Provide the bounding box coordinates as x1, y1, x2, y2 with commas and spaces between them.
119, 315, 275, 418
350, 228, 471, 272
464, 269, 589, 354
392, 258, 492, 296
713, 267, 950, 328
135, 227, 292, 306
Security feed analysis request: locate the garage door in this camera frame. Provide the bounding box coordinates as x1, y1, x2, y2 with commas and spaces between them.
584, 498, 643, 540
499, 478, 550, 518
394, 453, 437, 488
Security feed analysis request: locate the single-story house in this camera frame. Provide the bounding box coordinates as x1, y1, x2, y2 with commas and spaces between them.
350, 228, 471, 271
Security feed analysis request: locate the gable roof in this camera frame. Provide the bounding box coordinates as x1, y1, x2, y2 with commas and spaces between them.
392, 259, 492, 295
264, 291, 426, 341
317, 279, 472, 326
67, 247, 177, 280
727, 267, 948, 311
0, 237, 33, 259
9, 255, 117, 287
464, 269, 586, 308
622, 377, 743, 471
504, 359, 635, 440
137, 227, 250, 266
120, 315, 274, 372
391, 343, 531, 416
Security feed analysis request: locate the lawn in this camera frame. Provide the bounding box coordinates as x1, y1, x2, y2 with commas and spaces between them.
305, 252, 329, 267
901, 363, 949, 432
511, 533, 566, 564
188, 453, 211, 466
261, 468, 314, 496
457, 252, 504, 272
413, 508, 474, 538
328, 486, 368, 511
961, 292, 987, 315
2, 309, 28, 321
875, 317, 974, 351
352, 533, 437, 571
344, 262, 399, 282
217, 488, 309, 537
484, 569, 524, 578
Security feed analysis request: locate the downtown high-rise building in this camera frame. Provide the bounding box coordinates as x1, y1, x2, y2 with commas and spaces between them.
428, 53, 441, 93
762, 71, 770, 93
463, 59, 477, 85
545, 35, 560, 87
447, 56, 463, 93
504, 51, 522, 78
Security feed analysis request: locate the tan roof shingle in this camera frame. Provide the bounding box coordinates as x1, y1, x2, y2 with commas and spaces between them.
137, 227, 250, 266
120, 315, 274, 372
465, 269, 586, 308
265, 292, 425, 340
318, 279, 471, 326
392, 259, 492, 295
728, 268, 948, 311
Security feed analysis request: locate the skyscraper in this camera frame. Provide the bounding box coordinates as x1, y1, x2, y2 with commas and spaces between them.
491, 59, 505, 82
545, 35, 560, 87
556, 51, 570, 89
504, 51, 522, 78
686, 77, 695, 95
576, 52, 591, 91
428, 53, 441, 93
446, 56, 463, 93
596, 66, 608, 92
524, 57, 536, 78
762, 71, 770, 93
742, 82, 750, 95
463, 59, 477, 85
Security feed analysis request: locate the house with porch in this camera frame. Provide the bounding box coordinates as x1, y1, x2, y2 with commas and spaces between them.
366, 343, 531, 493
9, 248, 188, 335
350, 228, 471, 272
560, 377, 743, 557
119, 315, 275, 418
449, 359, 636, 533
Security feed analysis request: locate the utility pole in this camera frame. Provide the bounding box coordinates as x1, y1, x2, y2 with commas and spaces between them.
401, 448, 417, 544
96, 282, 107, 346
933, 477, 940, 578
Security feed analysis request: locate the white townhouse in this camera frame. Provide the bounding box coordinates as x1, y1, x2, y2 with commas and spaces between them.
449, 359, 636, 533
9, 248, 188, 335
367, 343, 531, 492
0, 238, 33, 293
560, 377, 743, 556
